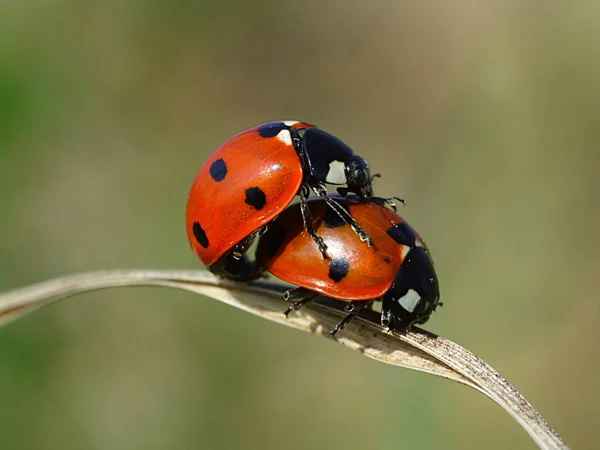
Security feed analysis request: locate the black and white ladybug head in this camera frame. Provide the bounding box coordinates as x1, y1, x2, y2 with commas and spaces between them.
382, 247, 441, 329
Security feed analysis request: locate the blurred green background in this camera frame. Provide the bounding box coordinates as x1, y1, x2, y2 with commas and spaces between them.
1, 1, 598, 449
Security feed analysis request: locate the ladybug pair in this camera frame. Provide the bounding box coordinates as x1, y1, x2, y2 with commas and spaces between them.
186, 121, 441, 335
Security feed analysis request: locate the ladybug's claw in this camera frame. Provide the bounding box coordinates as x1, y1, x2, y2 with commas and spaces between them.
386, 196, 406, 213
287, 300, 307, 316
283, 287, 318, 318
283, 298, 312, 317
329, 320, 347, 338
329, 300, 373, 338
371, 196, 406, 212
380, 309, 393, 329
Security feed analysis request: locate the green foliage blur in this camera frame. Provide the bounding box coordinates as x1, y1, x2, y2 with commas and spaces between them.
1, 1, 598, 449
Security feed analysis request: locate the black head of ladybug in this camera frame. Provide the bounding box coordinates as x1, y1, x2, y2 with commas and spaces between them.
381, 247, 441, 330
296, 127, 375, 199
343, 155, 374, 199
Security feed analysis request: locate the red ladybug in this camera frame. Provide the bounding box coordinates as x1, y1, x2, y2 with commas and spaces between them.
255, 195, 441, 335
186, 121, 377, 281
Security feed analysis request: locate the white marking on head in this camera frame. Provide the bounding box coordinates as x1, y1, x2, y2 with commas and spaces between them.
282, 120, 299, 126
325, 160, 347, 185
397, 289, 421, 313
415, 237, 425, 248
276, 129, 293, 146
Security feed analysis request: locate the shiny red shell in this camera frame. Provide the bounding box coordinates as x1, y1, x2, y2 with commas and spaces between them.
186, 121, 314, 267
256, 197, 426, 301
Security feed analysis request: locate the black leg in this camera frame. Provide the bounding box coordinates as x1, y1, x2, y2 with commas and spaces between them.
230, 226, 266, 260
209, 227, 267, 281
380, 296, 412, 333
299, 184, 329, 259
371, 196, 406, 212
312, 184, 373, 246
283, 287, 319, 317
210, 253, 264, 281
330, 300, 374, 338
380, 308, 393, 329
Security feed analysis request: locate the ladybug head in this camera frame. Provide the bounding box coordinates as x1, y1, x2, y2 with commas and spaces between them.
342, 155, 374, 199
381, 247, 441, 330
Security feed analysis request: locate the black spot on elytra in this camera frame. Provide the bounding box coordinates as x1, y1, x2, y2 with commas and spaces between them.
383, 256, 392, 265
209, 158, 227, 182
193, 222, 209, 248
387, 222, 417, 247
264, 225, 286, 258
257, 122, 288, 138
328, 257, 350, 282
323, 203, 352, 228
245, 187, 267, 210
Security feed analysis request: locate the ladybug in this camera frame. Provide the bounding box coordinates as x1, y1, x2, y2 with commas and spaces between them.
186, 121, 377, 281
255, 195, 441, 335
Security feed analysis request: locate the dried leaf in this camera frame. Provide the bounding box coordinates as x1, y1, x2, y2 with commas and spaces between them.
0, 270, 568, 449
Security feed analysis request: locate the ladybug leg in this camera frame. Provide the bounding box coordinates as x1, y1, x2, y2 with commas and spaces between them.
371, 196, 406, 212
283, 287, 318, 317
380, 296, 411, 333
312, 184, 373, 246
231, 226, 267, 259
209, 226, 267, 281
330, 300, 374, 338
210, 253, 264, 281
380, 309, 393, 329
380, 297, 394, 329
300, 184, 329, 259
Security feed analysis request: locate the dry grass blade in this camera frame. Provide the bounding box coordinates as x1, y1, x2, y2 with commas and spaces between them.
0, 270, 568, 450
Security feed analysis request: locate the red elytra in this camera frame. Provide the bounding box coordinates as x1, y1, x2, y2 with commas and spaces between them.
255, 195, 441, 334
186, 121, 309, 269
